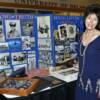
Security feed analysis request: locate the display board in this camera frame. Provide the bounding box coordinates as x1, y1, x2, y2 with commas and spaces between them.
35, 15, 55, 68
53, 15, 83, 68
0, 14, 84, 75
0, 14, 36, 75
35, 15, 83, 69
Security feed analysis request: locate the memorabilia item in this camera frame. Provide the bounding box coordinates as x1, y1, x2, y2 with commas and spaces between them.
0, 77, 42, 96
50, 67, 78, 82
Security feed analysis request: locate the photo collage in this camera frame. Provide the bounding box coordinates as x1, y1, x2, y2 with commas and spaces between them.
37, 15, 53, 68
0, 14, 84, 75
0, 14, 36, 75
53, 16, 83, 66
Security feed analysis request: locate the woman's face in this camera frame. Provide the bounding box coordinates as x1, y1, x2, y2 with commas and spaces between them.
85, 13, 98, 30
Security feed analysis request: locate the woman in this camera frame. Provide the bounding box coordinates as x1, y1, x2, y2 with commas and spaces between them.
75, 4, 100, 100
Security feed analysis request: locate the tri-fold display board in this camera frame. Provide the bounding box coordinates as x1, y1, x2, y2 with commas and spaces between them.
0, 14, 84, 76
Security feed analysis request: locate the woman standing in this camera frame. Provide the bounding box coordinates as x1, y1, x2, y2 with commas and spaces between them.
75, 4, 100, 100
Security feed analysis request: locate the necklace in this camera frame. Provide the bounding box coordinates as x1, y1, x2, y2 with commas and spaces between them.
79, 42, 88, 89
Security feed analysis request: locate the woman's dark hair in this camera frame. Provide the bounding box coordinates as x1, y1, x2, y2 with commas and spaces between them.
84, 4, 100, 30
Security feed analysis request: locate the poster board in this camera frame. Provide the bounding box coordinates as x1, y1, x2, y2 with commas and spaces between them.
0, 14, 36, 75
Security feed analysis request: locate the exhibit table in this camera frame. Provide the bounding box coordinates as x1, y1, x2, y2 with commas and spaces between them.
0, 76, 76, 100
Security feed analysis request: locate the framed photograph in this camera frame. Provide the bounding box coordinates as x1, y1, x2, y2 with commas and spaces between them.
37, 16, 51, 38
5, 20, 21, 39
67, 24, 76, 39
0, 53, 10, 69
21, 20, 34, 36
11, 52, 27, 65
58, 24, 67, 40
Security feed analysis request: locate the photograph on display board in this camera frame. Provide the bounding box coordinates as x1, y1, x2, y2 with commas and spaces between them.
5, 20, 21, 39
58, 24, 67, 40
13, 64, 27, 73
8, 40, 21, 51
64, 46, 71, 53
67, 24, 76, 38
70, 42, 78, 53
30, 37, 35, 48
11, 52, 27, 65
28, 57, 36, 71
37, 16, 51, 38
0, 43, 9, 52
64, 46, 71, 59
0, 20, 5, 43
39, 51, 52, 64
22, 36, 31, 50
54, 30, 60, 40
69, 42, 78, 58
38, 38, 52, 50
21, 20, 34, 36
28, 51, 35, 58
55, 53, 64, 63
0, 53, 10, 69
